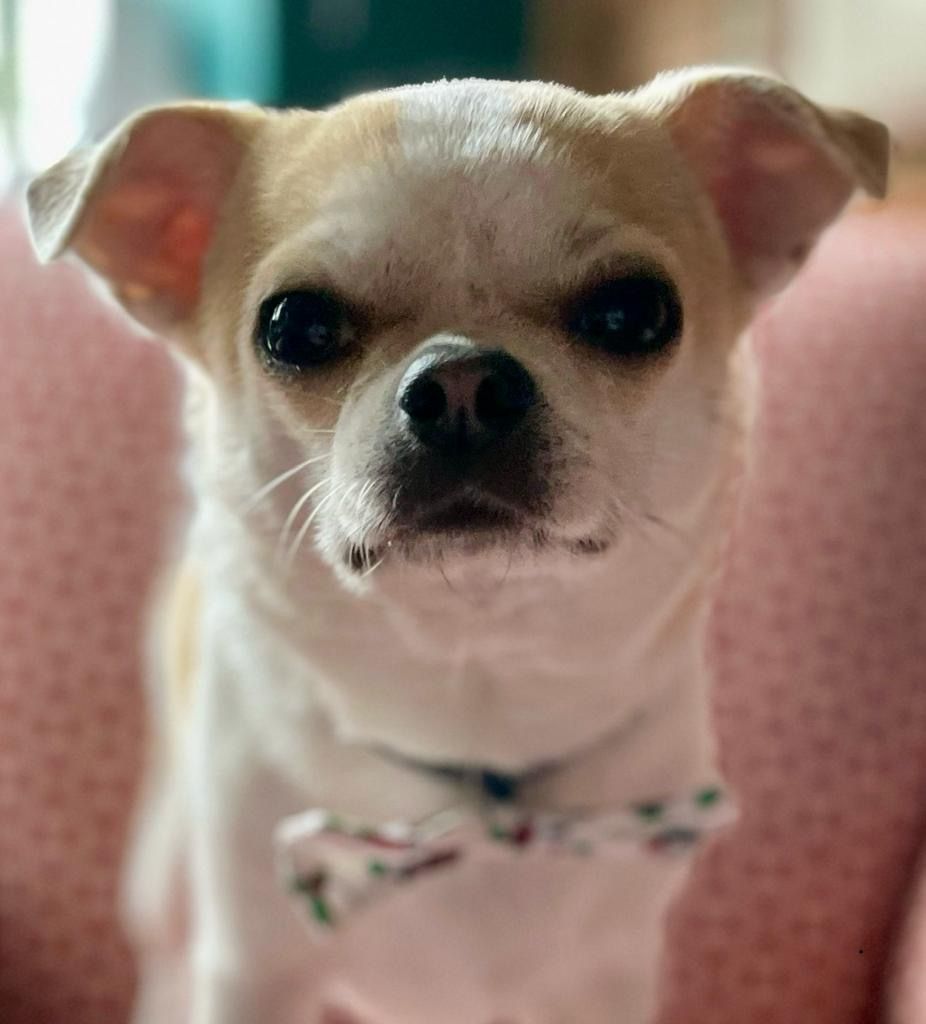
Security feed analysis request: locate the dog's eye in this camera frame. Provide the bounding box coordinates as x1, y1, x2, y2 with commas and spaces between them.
257, 290, 350, 368
567, 275, 682, 356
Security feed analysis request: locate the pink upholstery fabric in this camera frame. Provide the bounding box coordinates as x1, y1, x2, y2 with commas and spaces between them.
0, 200, 924, 1024
659, 206, 926, 1024
0, 205, 183, 1023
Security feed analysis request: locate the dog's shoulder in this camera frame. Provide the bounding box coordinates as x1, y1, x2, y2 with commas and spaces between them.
157, 560, 201, 727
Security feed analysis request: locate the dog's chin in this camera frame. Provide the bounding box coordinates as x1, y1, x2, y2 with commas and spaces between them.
325, 499, 616, 588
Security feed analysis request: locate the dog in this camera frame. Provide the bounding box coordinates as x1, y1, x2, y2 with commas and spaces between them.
27, 67, 887, 1024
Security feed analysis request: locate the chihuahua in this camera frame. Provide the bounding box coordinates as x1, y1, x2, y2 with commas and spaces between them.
28, 68, 887, 1024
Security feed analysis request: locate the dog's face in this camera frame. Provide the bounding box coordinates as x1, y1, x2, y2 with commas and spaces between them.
232, 81, 743, 583
28, 71, 887, 594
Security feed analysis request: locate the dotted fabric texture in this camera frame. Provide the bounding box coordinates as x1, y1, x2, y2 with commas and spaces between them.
0, 203, 924, 1024
658, 205, 926, 1024
0, 205, 183, 1023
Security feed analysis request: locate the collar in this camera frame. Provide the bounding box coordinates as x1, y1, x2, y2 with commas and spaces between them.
373, 745, 556, 804
369, 704, 654, 804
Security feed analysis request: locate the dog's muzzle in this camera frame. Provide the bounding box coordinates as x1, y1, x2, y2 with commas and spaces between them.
382, 341, 552, 532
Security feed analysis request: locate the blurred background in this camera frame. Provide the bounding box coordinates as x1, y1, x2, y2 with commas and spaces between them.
0, 0, 924, 187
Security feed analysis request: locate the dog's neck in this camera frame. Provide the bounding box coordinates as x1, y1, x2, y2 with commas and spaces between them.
186, 462, 727, 801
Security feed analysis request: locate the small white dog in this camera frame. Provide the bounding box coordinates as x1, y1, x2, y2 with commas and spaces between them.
28, 68, 887, 1024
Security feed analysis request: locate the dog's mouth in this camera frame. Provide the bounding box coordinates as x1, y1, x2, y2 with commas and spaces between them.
334, 486, 538, 575
412, 495, 523, 534
325, 434, 617, 578
337, 488, 615, 578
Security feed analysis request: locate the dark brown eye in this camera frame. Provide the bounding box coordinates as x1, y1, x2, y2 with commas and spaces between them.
567, 275, 682, 356
257, 290, 350, 368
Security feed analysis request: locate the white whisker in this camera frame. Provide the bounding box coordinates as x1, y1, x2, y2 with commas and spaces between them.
611, 492, 692, 554
355, 478, 378, 511
359, 556, 385, 579
243, 453, 332, 513
276, 476, 334, 558
305, 393, 345, 410
285, 482, 346, 568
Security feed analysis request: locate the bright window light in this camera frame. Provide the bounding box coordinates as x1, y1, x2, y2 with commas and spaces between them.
15, 0, 111, 169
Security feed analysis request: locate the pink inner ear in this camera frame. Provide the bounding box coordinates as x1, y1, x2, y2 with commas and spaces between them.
72, 112, 244, 330
671, 86, 855, 294
80, 185, 211, 312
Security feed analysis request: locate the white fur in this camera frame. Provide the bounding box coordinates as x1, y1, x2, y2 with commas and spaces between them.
396, 79, 549, 166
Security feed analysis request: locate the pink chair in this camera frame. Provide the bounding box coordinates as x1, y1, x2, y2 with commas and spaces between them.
659, 203, 926, 1024
0, 203, 182, 1023
1, 199, 924, 1023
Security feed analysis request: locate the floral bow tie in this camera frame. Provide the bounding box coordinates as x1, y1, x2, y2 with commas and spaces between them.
274, 785, 733, 934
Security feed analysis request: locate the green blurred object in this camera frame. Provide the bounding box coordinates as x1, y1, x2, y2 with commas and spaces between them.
278, 0, 528, 108
160, 0, 280, 102
155, 0, 526, 108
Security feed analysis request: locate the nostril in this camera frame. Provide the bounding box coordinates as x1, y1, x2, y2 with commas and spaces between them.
397, 346, 538, 453
474, 362, 536, 426
400, 375, 447, 424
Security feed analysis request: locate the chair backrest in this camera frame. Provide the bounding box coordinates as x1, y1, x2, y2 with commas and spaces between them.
0, 204, 183, 1023
661, 206, 926, 1024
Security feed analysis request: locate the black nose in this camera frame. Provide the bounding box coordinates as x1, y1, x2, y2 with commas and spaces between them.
398, 346, 537, 454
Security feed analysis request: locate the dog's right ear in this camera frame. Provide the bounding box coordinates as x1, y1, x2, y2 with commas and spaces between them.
27, 102, 265, 336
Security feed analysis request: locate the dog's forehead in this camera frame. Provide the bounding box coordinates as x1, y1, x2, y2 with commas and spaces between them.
388, 78, 553, 164
255, 80, 680, 305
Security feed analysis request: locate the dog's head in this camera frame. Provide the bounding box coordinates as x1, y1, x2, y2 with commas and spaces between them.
28, 70, 887, 596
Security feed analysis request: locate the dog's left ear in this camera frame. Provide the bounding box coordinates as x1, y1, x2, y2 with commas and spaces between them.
640, 68, 890, 296
27, 102, 265, 335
